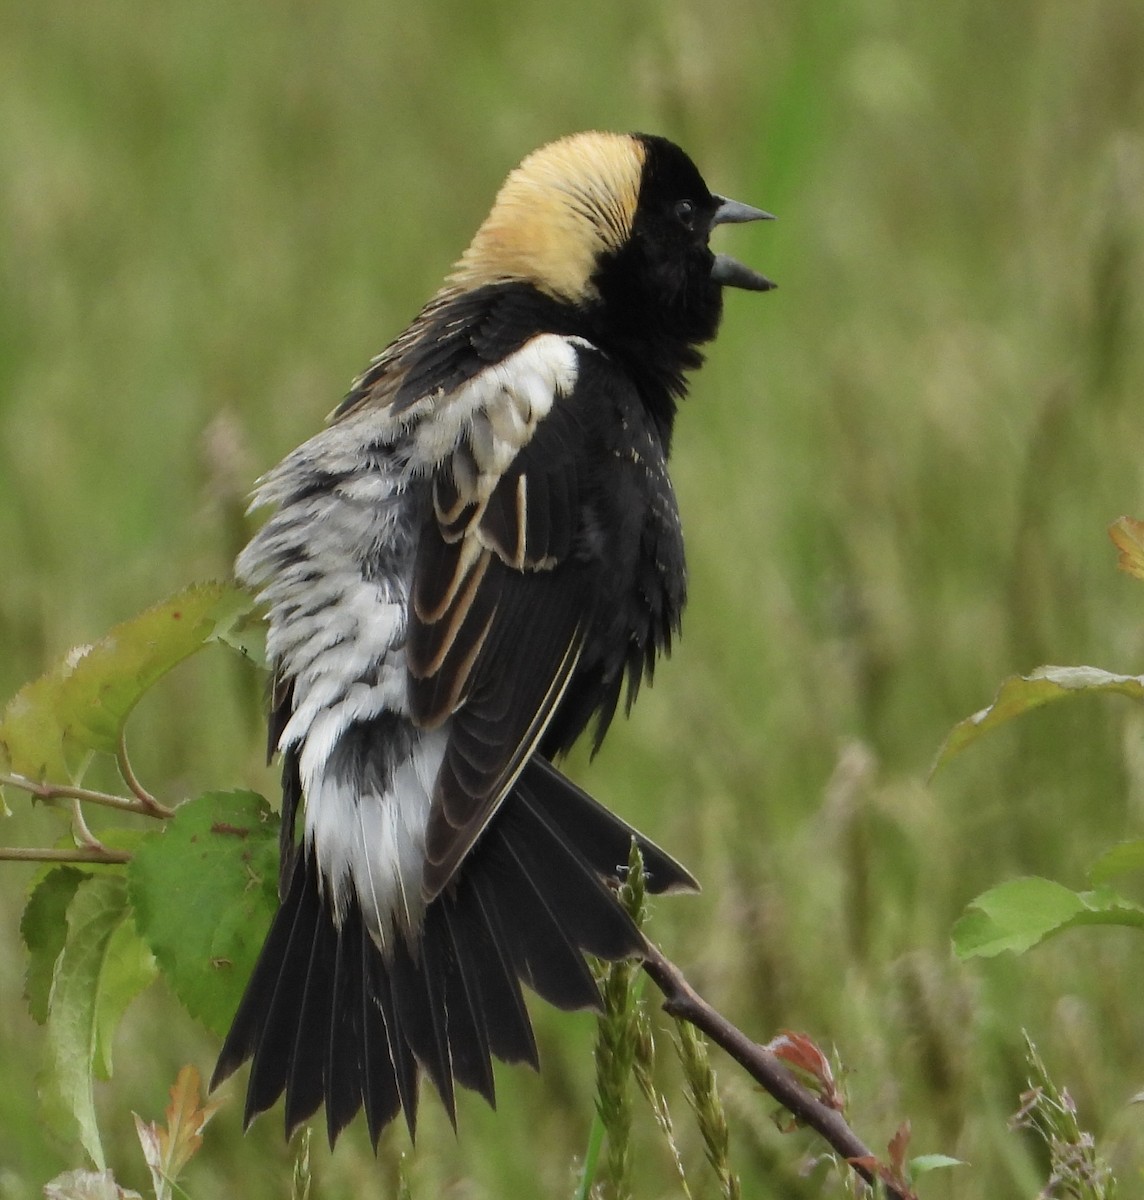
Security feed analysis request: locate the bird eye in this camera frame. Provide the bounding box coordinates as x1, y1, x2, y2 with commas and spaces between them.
674, 199, 696, 229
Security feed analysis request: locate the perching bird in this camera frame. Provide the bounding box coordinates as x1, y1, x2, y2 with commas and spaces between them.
212, 130, 774, 1147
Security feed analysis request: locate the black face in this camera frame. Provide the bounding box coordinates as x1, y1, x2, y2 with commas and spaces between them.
590, 135, 727, 357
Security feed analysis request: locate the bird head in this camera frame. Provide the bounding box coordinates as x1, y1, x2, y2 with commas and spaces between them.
448, 131, 773, 352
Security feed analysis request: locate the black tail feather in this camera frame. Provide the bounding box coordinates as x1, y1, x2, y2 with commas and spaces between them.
324, 903, 366, 1146
243, 858, 321, 1125
359, 967, 402, 1148
391, 923, 457, 1128
504, 783, 651, 960
364, 941, 419, 1140
437, 903, 497, 1103
283, 927, 334, 1136
459, 881, 539, 1067
212, 755, 695, 1144
476, 826, 613, 1011
523, 756, 699, 895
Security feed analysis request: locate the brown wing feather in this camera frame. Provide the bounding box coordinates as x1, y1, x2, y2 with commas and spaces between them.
408, 536, 498, 726
408, 373, 597, 901
422, 619, 585, 897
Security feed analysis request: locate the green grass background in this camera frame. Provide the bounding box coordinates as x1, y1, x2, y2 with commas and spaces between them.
2, 0, 1143, 1194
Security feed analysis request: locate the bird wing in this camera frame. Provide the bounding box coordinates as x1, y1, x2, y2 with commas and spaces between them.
406, 333, 603, 900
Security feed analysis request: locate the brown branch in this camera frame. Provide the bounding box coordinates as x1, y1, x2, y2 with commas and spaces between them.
0, 845, 131, 864
0, 771, 167, 819
70, 796, 106, 853
116, 730, 172, 816
641, 940, 912, 1200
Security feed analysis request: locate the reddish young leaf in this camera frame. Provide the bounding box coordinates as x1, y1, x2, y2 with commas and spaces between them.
887, 1120, 912, 1176
133, 1064, 224, 1200
765, 1031, 844, 1110
845, 1152, 919, 1200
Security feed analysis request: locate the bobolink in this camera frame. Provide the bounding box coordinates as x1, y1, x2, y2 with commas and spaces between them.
213, 130, 773, 1146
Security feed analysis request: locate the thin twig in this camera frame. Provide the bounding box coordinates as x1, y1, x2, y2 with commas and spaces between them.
70, 797, 105, 852
0, 771, 166, 819
641, 940, 910, 1200
116, 730, 172, 816
0, 845, 131, 864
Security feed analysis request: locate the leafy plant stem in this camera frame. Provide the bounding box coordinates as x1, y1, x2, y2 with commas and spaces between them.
70, 798, 106, 853
0, 771, 169, 819
116, 731, 171, 816
640, 939, 912, 1200
0, 845, 132, 864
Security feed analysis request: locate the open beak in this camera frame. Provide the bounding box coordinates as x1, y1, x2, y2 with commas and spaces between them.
710, 194, 776, 292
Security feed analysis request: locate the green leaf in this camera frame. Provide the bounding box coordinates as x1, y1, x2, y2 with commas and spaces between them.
127, 790, 279, 1036
910, 1154, 966, 1176
94, 917, 157, 1081
0, 583, 256, 787
46, 875, 158, 1169
0, 656, 79, 784
1089, 839, 1144, 885
22, 866, 91, 1024
211, 597, 269, 671
54, 582, 256, 757
953, 876, 1144, 959
934, 665, 1144, 770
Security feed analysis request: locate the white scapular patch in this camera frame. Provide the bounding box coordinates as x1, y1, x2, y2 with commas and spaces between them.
403, 333, 583, 477
236, 332, 586, 945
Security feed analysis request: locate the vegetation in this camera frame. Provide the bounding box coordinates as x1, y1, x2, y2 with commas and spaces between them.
2, 0, 1143, 1194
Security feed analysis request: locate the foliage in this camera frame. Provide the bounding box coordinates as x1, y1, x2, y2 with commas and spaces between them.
583, 845, 745, 1200
938, 520, 1144, 965
43, 1065, 222, 1200
126, 789, 278, 1037
0, 584, 258, 795
0, 586, 272, 1173
588, 845, 648, 1200
1009, 1035, 1117, 1200
131, 1066, 224, 1200
952, 875, 1144, 959
923, 516, 1144, 1191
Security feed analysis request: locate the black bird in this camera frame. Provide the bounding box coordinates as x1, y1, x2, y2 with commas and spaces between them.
212, 130, 774, 1146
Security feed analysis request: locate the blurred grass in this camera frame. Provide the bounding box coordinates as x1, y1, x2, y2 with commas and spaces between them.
2, 0, 1143, 1194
